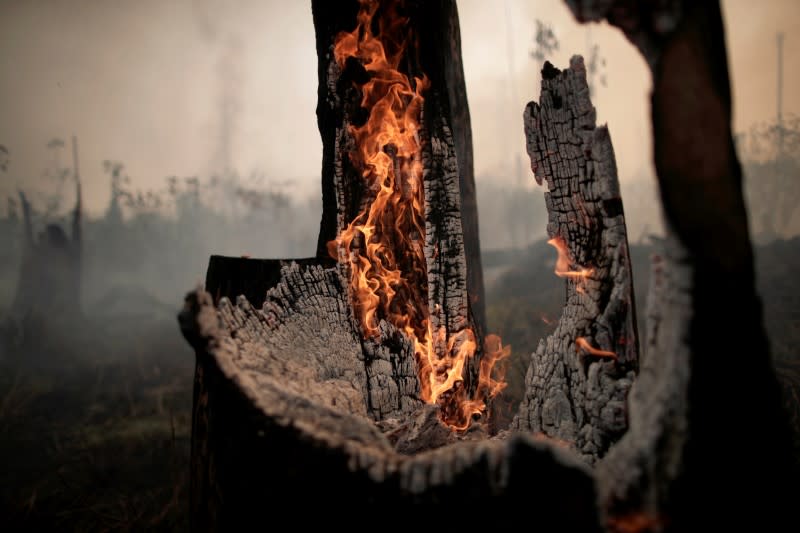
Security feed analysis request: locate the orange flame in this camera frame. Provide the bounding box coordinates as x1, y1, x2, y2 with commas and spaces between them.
607, 513, 664, 533
547, 236, 594, 281
548, 238, 615, 361
575, 337, 617, 360
329, 0, 507, 431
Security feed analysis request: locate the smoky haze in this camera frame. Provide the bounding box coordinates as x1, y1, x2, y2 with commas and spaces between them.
1, 1, 798, 223
0, 0, 799, 303
0, 0, 798, 309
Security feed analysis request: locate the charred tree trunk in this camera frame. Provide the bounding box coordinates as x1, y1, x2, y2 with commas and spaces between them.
512, 57, 638, 464
565, 0, 797, 529
313, 0, 486, 337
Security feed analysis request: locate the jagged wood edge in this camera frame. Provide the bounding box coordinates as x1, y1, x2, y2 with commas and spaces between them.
512, 56, 639, 464
181, 283, 601, 523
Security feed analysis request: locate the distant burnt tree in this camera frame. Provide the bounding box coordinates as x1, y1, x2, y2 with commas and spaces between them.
12, 137, 82, 319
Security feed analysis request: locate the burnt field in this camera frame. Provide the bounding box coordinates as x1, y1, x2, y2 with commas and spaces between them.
0, 236, 798, 529
0, 313, 193, 531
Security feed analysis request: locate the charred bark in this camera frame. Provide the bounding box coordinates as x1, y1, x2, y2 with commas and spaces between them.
182, 1, 584, 526
565, 0, 797, 529
312, 0, 486, 336
181, 1, 641, 527
181, 276, 599, 528
512, 57, 638, 464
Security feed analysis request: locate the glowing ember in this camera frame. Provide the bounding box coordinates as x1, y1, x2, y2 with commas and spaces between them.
606, 513, 663, 533
575, 337, 617, 360
329, 0, 507, 430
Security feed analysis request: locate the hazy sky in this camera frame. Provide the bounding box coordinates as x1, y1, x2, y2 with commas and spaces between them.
0, 0, 798, 216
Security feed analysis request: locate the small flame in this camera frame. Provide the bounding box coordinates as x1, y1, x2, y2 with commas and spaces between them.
330, 0, 508, 430
575, 337, 617, 359
547, 236, 594, 281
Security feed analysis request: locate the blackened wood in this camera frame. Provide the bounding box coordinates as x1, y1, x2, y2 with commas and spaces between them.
205, 255, 329, 308
311, 0, 360, 259
181, 1, 603, 525
410, 0, 486, 337
311, 0, 486, 336
512, 57, 638, 464
11, 173, 82, 317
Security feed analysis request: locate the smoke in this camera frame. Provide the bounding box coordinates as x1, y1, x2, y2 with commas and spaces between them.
190, 0, 245, 174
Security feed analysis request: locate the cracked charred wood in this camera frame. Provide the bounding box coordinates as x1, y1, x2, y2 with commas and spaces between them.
181, 0, 602, 528
565, 0, 797, 529
181, 285, 599, 528
512, 57, 639, 464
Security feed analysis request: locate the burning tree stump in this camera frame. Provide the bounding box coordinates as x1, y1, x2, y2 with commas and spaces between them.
180, 0, 799, 529
511, 58, 638, 463
179, 1, 645, 528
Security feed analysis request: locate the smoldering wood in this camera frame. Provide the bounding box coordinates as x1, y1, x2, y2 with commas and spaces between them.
182, 54, 636, 532
512, 57, 638, 464
312, 0, 486, 336
314, 0, 486, 398
565, 0, 797, 529
595, 236, 691, 527
181, 0, 645, 526
415, 0, 486, 338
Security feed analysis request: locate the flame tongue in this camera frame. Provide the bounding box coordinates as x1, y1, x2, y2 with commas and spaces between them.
548, 237, 617, 360
576, 337, 617, 359
330, 0, 507, 431
547, 236, 594, 281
